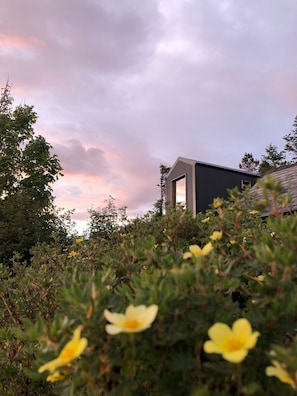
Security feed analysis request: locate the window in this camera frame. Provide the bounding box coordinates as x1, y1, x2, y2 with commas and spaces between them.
174, 176, 186, 207
241, 180, 252, 190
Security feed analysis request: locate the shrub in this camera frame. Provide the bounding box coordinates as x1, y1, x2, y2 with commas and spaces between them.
1, 180, 297, 395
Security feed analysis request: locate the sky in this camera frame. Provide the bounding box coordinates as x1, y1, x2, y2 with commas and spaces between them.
1, 0, 297, 232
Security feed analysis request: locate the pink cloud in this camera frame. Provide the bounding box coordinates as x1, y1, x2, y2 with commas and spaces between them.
0, 32, 43, 49
52, 139, 109, 177
51, 136, 161, 222
2, 0, 297, 231
270, 71, 297, 112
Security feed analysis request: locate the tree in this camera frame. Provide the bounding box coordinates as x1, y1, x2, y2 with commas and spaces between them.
154, 164, 170, 216
87, 196, 127, 238
258, 144, 287, 175
239, 145, 287, 177
239, 115, 297, 178
0, 82, 63, 263
283, 115, 297, 162
239, 153, 260, 174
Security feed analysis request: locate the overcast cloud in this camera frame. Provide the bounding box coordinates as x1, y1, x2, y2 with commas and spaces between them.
1, 0, 297, 230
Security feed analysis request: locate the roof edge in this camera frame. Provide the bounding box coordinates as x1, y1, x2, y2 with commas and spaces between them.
166, 156, 259, 178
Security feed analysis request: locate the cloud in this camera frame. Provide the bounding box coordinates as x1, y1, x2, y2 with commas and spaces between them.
51, 132, 160, 222
1, 0, 297, 228
0, 0, 162, 93
52, 139, 108, 177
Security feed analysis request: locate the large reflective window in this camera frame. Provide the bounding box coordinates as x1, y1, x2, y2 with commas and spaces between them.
175, 177, 186, 207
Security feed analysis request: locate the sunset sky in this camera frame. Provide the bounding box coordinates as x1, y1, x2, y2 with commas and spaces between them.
1, 0, 297, 232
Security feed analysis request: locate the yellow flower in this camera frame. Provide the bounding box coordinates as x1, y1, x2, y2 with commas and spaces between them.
38, 326, 88, 374
183, 243, 213, 259
213, 198, 223, 208
210, 231, 223, 241
202, 217, 210, 223
229, 240, 236, 245
203, 318, 260, 363
104, 304, 158, 335
46, 371, 66, 382
75, 237, 84, 244
256, 275, 265, 282
68, 251, 78, 258
249, 210, 259, 215
266, 360, 296, 389
171, 267, 184, 275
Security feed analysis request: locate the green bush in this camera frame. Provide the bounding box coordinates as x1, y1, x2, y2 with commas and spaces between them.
1, 180, 297, 395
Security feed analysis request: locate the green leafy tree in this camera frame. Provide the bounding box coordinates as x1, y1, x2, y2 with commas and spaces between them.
283, 115, 297, 162
87, 195, 127, 238
0, 82, 63, 263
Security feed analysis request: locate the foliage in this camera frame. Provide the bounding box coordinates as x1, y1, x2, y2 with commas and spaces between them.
258, 144, 287, 175
1, 179, 297, 395
239, 115, 297, 175
0, 83, 64, 263
284, 115, 297, 162
239, 145, 287, 176
239, 153, 259, 174
154, 164, 171, 216
87, 195, 127, 239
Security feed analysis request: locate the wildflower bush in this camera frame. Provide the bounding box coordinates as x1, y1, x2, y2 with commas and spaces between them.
1, 179, 297, 395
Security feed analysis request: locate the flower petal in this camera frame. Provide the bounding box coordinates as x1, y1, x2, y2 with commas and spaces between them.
39, 358, 64, 374
46, 371, 66, 382
145, 304, 159, 324
104, 309, 126, 326
189, 245, 202, 256
232, 318, 259, 349
208, 323, 233, 348
59, 337, 87, 361
203, 340, 224, 354
104, 304, 158, 334
266, 361, 295, 386
223, 350, 248, 363
38, 327, 87, 374
210, 231, 222, 241
232, 319, 252, 338
72, 326, 82, 341
202, 242, 213, 255
244, 331, 260, 349
105, 324, 123, 335
126, 304, 158, 329
126, 304, 141, 318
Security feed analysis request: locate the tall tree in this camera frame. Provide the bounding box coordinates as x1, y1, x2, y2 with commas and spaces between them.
258, 144, 287, 175
239, 152, 260, 174
0, 82, 63, 263
154, 164, 170, 216
239, 145, 287, 177
283, 115, 297, 162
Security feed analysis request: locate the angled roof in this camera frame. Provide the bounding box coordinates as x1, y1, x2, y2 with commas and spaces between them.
166, 156, 258, 179
251, 163, 297, 215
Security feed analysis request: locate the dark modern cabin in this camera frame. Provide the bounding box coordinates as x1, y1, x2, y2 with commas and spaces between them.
166, 157, 258, 214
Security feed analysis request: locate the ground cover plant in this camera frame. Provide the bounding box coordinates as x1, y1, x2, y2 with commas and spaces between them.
1, 178, 297, 395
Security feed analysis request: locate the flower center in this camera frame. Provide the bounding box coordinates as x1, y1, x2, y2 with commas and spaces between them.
227, 338, 244, 352
124, 319, 139, 329
60, 346, 76, 360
